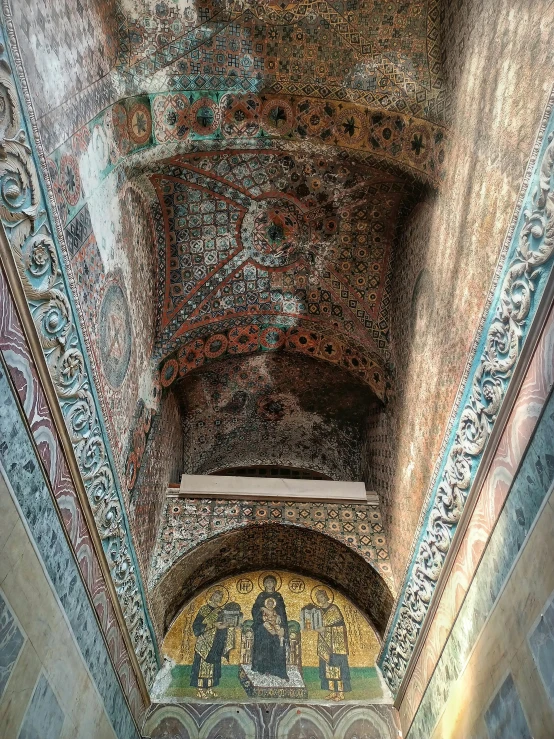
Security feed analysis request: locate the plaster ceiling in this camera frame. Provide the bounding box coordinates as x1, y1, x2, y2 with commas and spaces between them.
177, 351, 378, 479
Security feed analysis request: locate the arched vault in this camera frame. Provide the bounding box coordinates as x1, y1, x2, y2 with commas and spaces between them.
150, 523, 394, 642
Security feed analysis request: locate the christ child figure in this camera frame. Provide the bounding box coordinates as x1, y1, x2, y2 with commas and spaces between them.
262, 597, 285, 646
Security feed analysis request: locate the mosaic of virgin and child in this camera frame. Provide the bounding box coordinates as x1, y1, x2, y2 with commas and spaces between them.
189, 574, 351, 701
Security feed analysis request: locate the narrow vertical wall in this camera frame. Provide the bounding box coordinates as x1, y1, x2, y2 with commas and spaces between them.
0, 361, 141, 738
405, 379, 554, 738
0, 473, 120, 739
130, 390, 183, 581
368, 0, 554, 584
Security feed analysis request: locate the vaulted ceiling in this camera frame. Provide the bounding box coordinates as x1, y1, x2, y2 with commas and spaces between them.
149, 149, 417, 400
119, 0, 444, 119
10, 0, 451, 637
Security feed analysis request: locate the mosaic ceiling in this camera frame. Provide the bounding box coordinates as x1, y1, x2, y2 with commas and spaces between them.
121, 0, 444, 117
8, 0, 448, 677
151, 149, 416, 399
13, 0, 446, 154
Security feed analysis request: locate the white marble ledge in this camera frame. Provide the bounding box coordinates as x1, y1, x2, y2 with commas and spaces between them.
168, 475, 379, 505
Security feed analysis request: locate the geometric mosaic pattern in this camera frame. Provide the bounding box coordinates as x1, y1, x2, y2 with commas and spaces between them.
152, 150, 411, 398
150, 497, 393, 589
121, 0, 445, 121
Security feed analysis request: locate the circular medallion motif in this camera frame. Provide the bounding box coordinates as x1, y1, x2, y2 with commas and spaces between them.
190, 97, 221, 136
60, 153, 81, 206
99, 283, 132, 388
129, 102, 152, 145
204, 333, 228, 359
160, 358, 178, 387
336, 107, 366, 146
407, 124, 430, 162
288, 578, 305, 593
260, 326, 285, 350
262, 99, 294, 136
243, 198, 306, 268
236, 578, 253, 595
111, 103, 131, 156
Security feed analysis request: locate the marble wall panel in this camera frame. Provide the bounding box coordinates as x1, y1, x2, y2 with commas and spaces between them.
18, 673, 65, 739
0, 473, 123, 738
0, 265, 147, 723
0, 589, 25, 699
405, 387, 554, 738
528, 589, 554, 711
399, 304, 554, 727
484, 674, 531, 739
142, 702, 401, 739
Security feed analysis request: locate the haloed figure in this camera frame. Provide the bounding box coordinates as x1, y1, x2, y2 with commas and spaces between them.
315, 588, 351, 701
190, 589, 234, 698
251, 575, 289, 680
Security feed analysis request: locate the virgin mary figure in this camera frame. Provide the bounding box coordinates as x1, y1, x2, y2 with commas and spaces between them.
251, 575, 289, 680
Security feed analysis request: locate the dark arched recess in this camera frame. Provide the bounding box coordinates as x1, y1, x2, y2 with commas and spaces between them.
150, 523, 394, 644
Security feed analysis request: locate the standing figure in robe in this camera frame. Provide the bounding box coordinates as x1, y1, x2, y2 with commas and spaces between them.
314, 588, 351, 701
251, 575, 289, 680
190, 589, 234, 698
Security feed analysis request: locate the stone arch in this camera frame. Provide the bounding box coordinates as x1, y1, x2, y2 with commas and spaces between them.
277, 706, 333, 739
143, 705, 197, 738
199, 706, 256, 739
334, 706, 394, 739
150, 523, 394, 643
150, 500, 391, 592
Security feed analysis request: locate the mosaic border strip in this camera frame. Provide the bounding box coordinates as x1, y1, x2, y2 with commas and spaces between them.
379, 93, 554, 691
149, 498, 392, 589
0, 10, 159, 685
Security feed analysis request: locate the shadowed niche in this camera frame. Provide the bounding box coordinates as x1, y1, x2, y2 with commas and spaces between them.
150, 523, 394, 641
